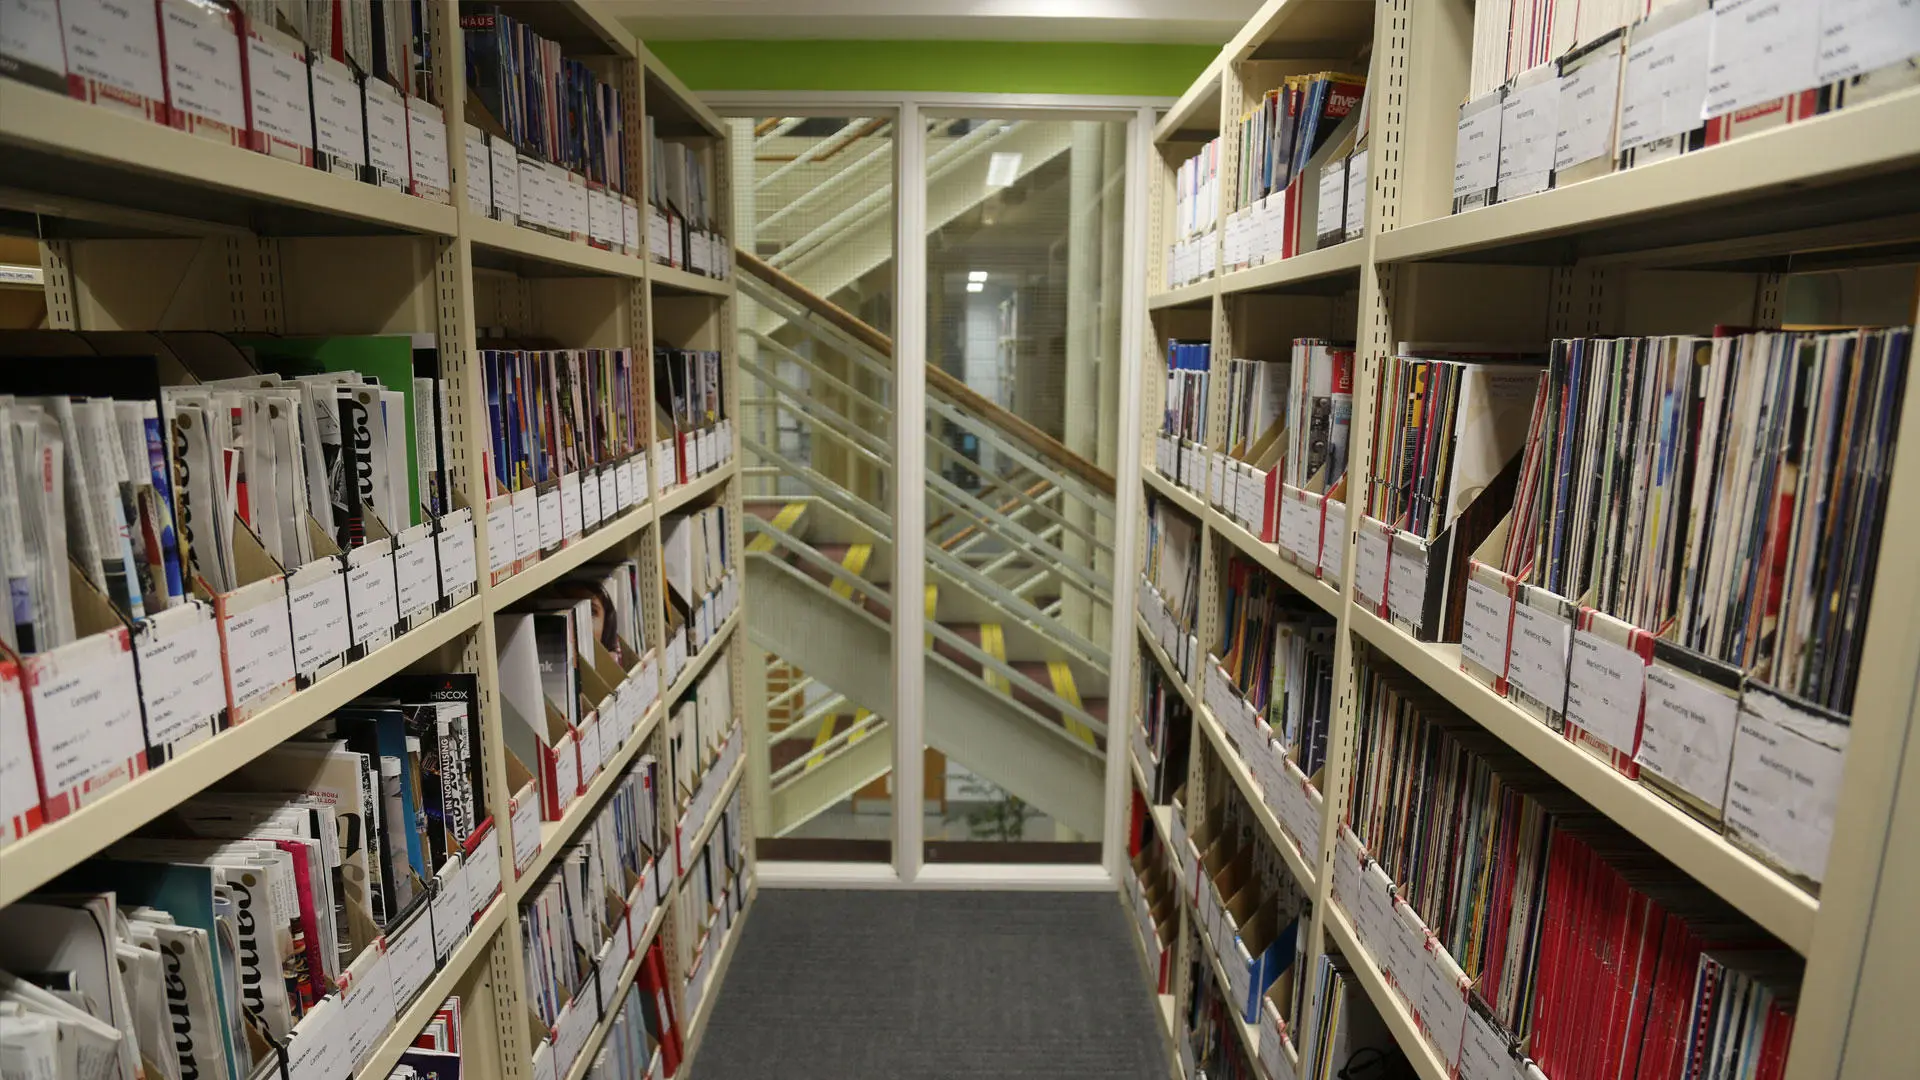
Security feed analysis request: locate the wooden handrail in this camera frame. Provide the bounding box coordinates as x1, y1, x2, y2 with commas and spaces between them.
736, 248, 1117, 498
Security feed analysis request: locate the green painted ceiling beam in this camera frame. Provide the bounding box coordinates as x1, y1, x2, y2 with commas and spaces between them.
643, 39, 1211, 98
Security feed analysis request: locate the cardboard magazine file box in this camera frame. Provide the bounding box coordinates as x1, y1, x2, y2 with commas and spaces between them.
1458, 519, 1520, 694
240, 15, 314, 164
1259, 992, 1302, 1080
1225, 887, 1295, 1024
586, 182, 618, 252
487, 133, 521, 225
1615, 0, 1710, 172
159, 0, 248, 146
512, 485, 542, 572
580, 638, 637, 751
648, 201, 676, 266
535, 475, 567, 555
1317, 494, 1347, 583
1723, 681, 1849, 891
1380, 444, 1520, 643
7, 566, 149, 824
405, 96, 452, 204
462, 124, 491, 214
364, 77, 411, 192
1353, 514, 1395, 617
1553, 31, 1625, 190
652, 438, 677, 494
343, 518, 401, 662
1278, 485, 1323, 568
310, 54, 369, 179
391, 520, 441, 632
434, 504, 478, 608
579, 463, 603, 534
60, 0, 170, 121
132, 598, 228, 764
595, 461, 618, 527
621, 196, 642, 258
1633, 640, 1744, 826
507, 778, 543, 876
2, 0, 65, 94
624, 857, 660, 957
1504, 582, 1576, 733
0, 657, 42, 844
496, 613, 577, 823
198, 523, 296, 723
1169, 796, 1198, 903
483, 491, 513, 587
1563, 606, 1655, 778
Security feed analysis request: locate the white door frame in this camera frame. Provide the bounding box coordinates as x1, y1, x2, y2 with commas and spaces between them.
726, 92, 1163, 890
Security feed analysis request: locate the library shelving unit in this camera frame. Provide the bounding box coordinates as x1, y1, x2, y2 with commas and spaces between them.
0, 3, 752, 1079
1131, 1, 1920, 1079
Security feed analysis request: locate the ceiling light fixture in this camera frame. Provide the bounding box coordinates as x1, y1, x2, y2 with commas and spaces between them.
966, 282, 985, 293
967, 270, 988, 283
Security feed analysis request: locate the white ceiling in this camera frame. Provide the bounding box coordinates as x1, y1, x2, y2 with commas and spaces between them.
609, 0, 1262, 43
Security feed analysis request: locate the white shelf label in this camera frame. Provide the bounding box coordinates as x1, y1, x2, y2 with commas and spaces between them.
1636, 662, 1739, 809
385, 912, 435, 1009
1705, 0, 1820, 118
1818, 0, 1920, 82
1460, 578, 1510, 676
245, 30, 312, 149
394, 536, 439, 618
346, 551, 399, 646
489, 139, 520, 218
464, 125, 490, 213
365, 82, 409, 188
160, 0, 244, 128
486, 499, 515, 575
1316, 161, 1346, 238
1555, 51, 1622, 170
1619, 10, 1712, 151
438, 513, 478, 597
61, 0, 165, 100
1386, 544, 1430, 629
27, 633, 143, 794
512, 496, 539, 562
1565, 629, 1646, 755
223, 593, 296, 709
1355, 527, 1389, 608
1457, 1006, 1517, 1080
537, 487, 563, 549
1724, 697, 1846, 883
3, 0, 65, 80
1452, 96, 1501, 199
135, 608, 224, 746
1506, 603, 1571, 711
311, 58, 368, 167
429, 864, 467, 961
511, 792, 542, 872
406, 97, 450, 195
288, 566, 350, 675
1497, 75, 1559, 200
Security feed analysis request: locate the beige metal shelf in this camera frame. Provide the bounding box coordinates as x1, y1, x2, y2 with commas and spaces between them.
1143, 466, 1211, 522
0, 598, 483, 906
0, 80, 458, 237
1322, 905, 1453, 1080
638, 44, 728, 139
1138, 615, 1202, 712
657, 461, 736, 516
680, 883, 758, 1065
1154, 63, 1225, 142
679, 742, 748, 868
359, 896, 509, 1080
1148, 278, 1218, 311
1195, 703, 1319, 895
1373, 87, 1920, 267
1225, 0, 1377, 61
552, 899, 672, 1080
1217, 241, 1366, 296
1349, 606, 1819, 953
465, 212, 648, 280
511, 698, 666, 896
489, 504, 658, 612
1176, 875, 1266, 1068
649, 263, 733, 298
1203, 503, 1341, 618
510, 610, 741, 894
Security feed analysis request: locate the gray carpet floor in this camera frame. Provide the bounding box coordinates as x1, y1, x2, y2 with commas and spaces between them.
687, 890, 1172, 1079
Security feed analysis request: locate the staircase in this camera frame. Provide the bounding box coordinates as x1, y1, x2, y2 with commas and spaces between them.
738, 250, 1119, 841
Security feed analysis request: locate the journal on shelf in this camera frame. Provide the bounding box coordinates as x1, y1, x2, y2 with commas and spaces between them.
1449, 326, 1912, 893
1343, 651, 1801, 1080
3, 0, 454, 203
0, 330, 479, 846
1222, 72, 1370, 270
0, 665, 503, 1080
519, 752, 675, 1080
461, 5, 646, 253
1453, 0, 1920, 212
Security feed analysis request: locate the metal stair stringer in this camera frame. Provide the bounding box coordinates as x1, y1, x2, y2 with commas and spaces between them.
749, 556, 1105, 838
767, 721, 893, 837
